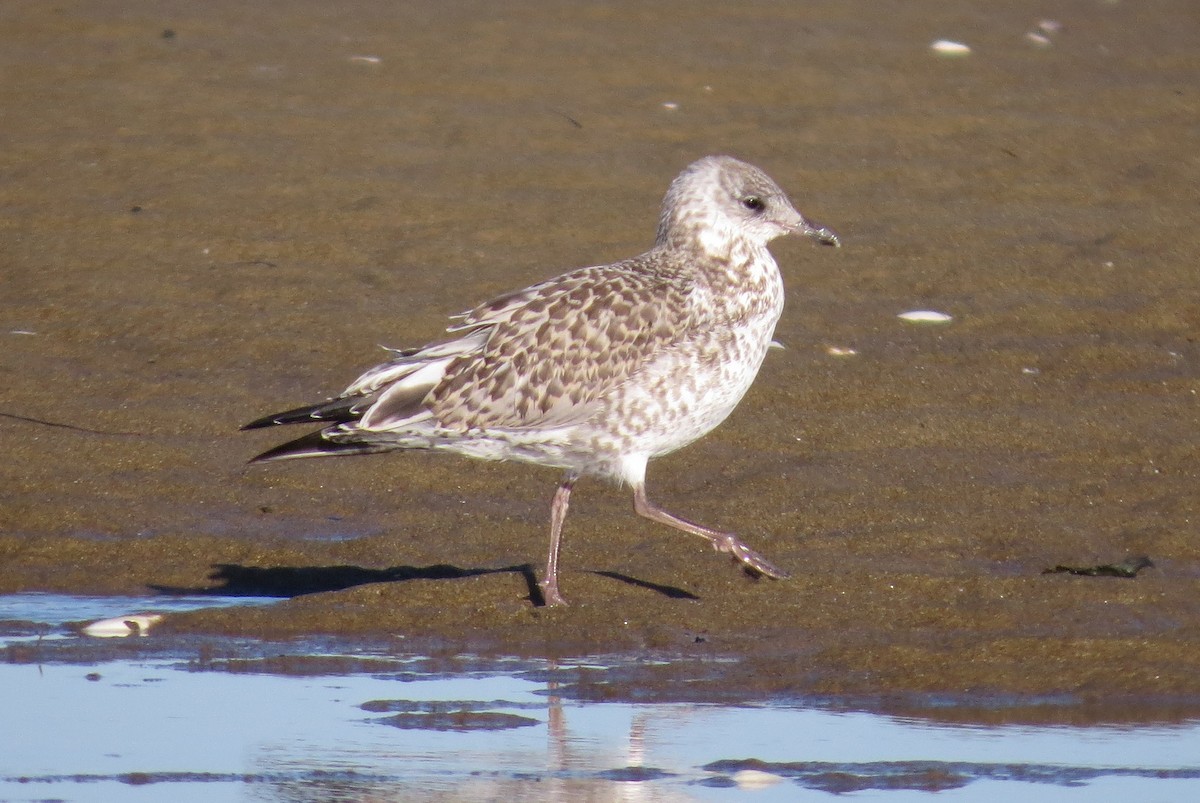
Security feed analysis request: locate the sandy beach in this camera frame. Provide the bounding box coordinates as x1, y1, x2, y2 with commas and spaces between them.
2, 0, 1198, 706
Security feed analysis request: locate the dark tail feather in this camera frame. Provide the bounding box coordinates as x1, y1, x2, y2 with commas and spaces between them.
247, 429, 391, 463
241, 397, 363, 431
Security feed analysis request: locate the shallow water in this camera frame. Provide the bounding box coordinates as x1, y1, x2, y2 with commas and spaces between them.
0, 592, 277, 637
4, 595, 1200, 801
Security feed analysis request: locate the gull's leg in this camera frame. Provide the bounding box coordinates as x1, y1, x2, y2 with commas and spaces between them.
539, 472, 578, 607
632, 483, 790, 580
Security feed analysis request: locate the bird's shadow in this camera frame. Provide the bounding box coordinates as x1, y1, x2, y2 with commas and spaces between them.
150, 562, 544, 602
150, 563, 697, 606
589, 570, 700, 601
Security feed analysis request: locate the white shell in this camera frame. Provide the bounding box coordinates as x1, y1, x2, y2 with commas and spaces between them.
825, 345, 858, 357
898, 310, 953, 323
732, 769, 784, 789
82, 614, 163, 638
930, 39, 972, 56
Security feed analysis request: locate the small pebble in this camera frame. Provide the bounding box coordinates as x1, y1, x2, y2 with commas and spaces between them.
898, 310, 953, 323
1026, 18, 1063, 47
930, 39, 971, 57
825, 345, 858, 357
661, 101, 680, 111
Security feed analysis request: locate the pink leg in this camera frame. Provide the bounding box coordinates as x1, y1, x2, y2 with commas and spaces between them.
632, 484, 790, 580
539, 473, 577, 607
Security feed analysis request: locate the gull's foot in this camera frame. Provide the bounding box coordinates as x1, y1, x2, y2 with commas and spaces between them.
716, 535, 791, 580
538, 578, 569, 608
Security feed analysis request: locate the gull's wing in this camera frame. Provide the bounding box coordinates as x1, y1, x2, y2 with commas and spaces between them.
362, 254, 693, 432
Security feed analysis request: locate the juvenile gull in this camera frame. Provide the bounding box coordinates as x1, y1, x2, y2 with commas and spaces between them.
243, 155, 839, 606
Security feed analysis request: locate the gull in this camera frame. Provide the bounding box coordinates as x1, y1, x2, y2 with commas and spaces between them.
243, 155, 839, 606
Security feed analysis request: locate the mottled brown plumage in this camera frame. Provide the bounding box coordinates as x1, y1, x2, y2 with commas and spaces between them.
243, 155, 839, 606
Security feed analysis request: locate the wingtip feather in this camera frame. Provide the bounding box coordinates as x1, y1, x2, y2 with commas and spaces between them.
241, 397, 362, 431
246, 429, 390, 464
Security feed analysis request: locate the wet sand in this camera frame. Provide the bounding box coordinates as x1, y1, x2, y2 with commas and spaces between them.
2, 0, 1199, 705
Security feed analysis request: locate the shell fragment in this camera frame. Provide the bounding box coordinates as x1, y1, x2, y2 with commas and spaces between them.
898, 310, 953, 323
82, 614, 164, 638
930, 40, 972, 57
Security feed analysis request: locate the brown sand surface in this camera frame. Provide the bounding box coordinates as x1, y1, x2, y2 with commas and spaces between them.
2, 0, 1198, 707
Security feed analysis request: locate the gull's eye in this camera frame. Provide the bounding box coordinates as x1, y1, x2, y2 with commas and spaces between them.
741, 195, 765, 213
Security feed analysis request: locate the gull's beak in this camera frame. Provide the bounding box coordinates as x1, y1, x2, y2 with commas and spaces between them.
782, 206, 840, 247
799, 217, 840, 247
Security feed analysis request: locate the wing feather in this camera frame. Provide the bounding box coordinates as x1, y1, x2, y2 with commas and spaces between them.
428, 254, 693, 431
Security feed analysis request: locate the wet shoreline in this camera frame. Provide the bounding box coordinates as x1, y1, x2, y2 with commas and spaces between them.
7, 612, 1200, 799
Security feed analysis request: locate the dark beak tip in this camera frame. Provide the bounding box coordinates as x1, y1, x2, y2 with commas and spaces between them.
793, 216, 840, 248
812, 227, 841, 248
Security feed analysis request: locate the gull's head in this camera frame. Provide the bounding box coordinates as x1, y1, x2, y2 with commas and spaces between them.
655, 155, 839, 254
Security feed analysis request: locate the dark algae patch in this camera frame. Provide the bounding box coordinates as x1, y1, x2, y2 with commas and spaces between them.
1043, 556, 1155, 578
361, 697, 541, 730
376, 711, 539, 731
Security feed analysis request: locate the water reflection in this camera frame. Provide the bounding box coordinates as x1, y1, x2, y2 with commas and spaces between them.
2, 595, 1200, 801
